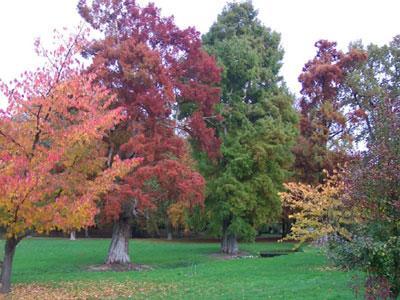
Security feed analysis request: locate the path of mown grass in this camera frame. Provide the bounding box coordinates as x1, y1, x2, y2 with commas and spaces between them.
0, 238, 360, 299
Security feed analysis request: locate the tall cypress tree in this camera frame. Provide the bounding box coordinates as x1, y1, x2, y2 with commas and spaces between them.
201, 1, 298, 254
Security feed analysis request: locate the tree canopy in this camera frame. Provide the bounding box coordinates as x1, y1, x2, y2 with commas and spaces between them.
78, 0, 222, 263
0, 30, 139, 292
293, 40, 367, 184
201, 1, 298, 254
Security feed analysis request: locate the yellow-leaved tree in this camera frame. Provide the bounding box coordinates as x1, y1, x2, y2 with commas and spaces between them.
280, 170, 355, 246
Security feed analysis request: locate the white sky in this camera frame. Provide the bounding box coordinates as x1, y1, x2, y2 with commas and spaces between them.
0, 0, 399, 109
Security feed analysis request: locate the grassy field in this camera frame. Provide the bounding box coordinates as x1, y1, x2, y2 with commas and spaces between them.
0, 238, 361, 299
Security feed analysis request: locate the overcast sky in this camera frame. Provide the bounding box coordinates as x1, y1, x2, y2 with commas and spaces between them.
0, 0, 399, 109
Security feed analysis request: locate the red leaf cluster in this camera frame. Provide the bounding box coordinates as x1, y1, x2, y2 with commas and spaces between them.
294, 40, 367, 183
78, 0, 221, 220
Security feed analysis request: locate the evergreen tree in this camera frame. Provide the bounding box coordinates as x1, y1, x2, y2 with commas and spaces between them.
201, 1, 298, 254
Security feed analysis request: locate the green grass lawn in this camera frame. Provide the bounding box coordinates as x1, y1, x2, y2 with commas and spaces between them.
0, 238, 361, 299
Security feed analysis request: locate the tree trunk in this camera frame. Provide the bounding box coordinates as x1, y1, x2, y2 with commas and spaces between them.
220, 219, 238, 255
0, 237, 20, 293
282, 221, 285, 238
282, 217, 291, 238
221, 232, 238, 255
84, 228, 89, 238
106, 218, 131, 264
166, 222, 173, 240
70, 231, 76, 240
167, 231, 173, 240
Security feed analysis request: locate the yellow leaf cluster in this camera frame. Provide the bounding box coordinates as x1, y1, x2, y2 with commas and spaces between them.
167, 202, 187, 230
280, 171, 355, 244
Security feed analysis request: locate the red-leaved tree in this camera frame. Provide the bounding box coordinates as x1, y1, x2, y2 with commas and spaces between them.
77, 0, 221, 264
0, 30, 140, 293
293, 40, 367, 184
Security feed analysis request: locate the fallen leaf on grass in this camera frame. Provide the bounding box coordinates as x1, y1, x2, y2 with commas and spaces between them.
5, 280, 176, 300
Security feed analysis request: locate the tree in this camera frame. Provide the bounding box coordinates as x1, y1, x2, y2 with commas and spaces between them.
280, 170, 353, 246
78, 0, 221, 264
342, 35, 400, 143
327, 38, 400, 298
131, 150, 201, 240
291, 37, 400, 298
201, 1, 298, 254
329, 97, 400, 299
293, 40, 367, 184
0, 31, 139, 293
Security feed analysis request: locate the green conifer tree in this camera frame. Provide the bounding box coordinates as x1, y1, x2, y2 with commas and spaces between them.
200, 1, 298, 254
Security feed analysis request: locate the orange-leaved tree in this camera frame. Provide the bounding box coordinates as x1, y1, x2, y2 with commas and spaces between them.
293, 40, 367, 184
0, 30, 140, 293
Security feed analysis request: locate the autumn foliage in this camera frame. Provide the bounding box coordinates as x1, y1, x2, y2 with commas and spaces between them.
294, 40, 367, 183
0, 0, 398, 297
78, 0, 221, 227
290, 37, 400, 298
0, 30, 140, 292
280, 170, 353, 245
337, 97, 400, 298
